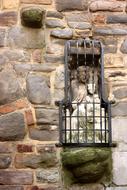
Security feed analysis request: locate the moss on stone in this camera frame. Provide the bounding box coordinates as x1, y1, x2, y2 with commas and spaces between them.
61, 147, 112, 186
21, 7, 45, 28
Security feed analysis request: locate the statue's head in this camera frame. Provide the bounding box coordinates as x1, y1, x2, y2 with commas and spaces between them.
77, 66, 89, 84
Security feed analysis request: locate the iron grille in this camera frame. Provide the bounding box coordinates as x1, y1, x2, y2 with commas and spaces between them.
56, 39, 112, 147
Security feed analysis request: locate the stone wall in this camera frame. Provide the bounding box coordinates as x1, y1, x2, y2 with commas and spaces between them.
0, 0, 127, 189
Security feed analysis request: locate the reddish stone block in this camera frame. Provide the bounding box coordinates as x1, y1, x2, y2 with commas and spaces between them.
15, 98, 29, 109
0, 11, 17, 26
32, 49, 42, 63
20, 0, 52, 5
93, 14, 106, 24
25, 109, 35, 126
17, 144, 34, 153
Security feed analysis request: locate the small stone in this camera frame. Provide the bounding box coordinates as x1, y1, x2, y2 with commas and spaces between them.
104, 54, 124, 68
65, 12, 91, 22
0, 143, 14, 153
0, 28, 5, 47
36, 169, 59, 183
0, 11, 17, 26
46, 18, 65, 28
0, 70, 24, 105
0, 54, 7, 71
120, 39, 127, 53
94, 27, 127, 35
107, 15, 127, 24
69, 184, 104, 190
0, 112, 25, 141
26, 73, 51, 104
51, 28, 73, 39
0, 171, 33, 185
113, 87, 127, 99
17, 144, 34, 153
47, 11, 63, 19
35, 108, 58, 125
7, 26, 45, 49
113, 152, 127, 185
112, 102, 127, 117
44, 54, 64, 64
31, 64, 56, 72
68, 22, 91, 30
2, 0, 19, 9
15, 153, 57, 168
55, 0, 88, 11
0, 186, 23, 190
0, 155, 11, 169
54, 65, 64, 89
37, 144, 56, 153
29, 128, 58, 141
25, 109, 35, 126
20, 0, 52, 5
90, 1, 125, 12
32, 49, 42, 63
14, 64, 31, 77
21, 7, 45, 28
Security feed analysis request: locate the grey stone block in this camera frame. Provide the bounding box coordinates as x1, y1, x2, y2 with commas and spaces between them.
120, 38, 127, 54
51, 28, 73, 39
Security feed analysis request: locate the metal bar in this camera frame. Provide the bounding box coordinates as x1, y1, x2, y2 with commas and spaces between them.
92, 40, 95, 143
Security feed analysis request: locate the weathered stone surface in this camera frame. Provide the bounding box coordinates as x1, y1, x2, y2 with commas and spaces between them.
69, 184, 104, 190
51, 28, 73, 39
44, 54, 64, 64
3, 49, 30, 63
0, 28, 5, 47
21, 0, 52, 5
17, 144, 34, 153
37, 144, 56, 153
107, 15, 127, 24
0, 54, 7, 71
65, 12, 91, 22
0, 112, 25, 141
0, 70, 24, 105
113, 152, 127, 185
7, 26, 45, 49
29, 128, 58, 141
46, 19, 65, 28
25, 109, 35, 126
90, 1, 125, 12
0, 143, 14, 153
68, 22, 91, 30
32, 49, 42, 63
112, 118, 127, 143
104, 54, 124, 68
21, 7, 45, 28
31, 64, 56, 72
55, 65, 64, 89
35, 108, 58, 125
36, 169, 59, 183
26, 74, 50, 104
15, 153, 57, 168
55, 0, 88, 11
104, 46, 117, 54
0, 11, 17, 26
120, 39, 127, 53
94, 27, 127, 35
26, 186, 60, 190
0, 186, 24, 190
0, 171, 33, 185
47, 11, 63, 19
106, 188, 127, 190
113, 87, 127, 99
0, 155, 11, 169
62, 148, 111, 184
112, 102, 127, 117
2, 0, 19, 9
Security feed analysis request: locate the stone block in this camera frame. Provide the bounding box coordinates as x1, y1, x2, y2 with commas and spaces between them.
94, 27, 127, 35
44, 54, 64, 64
7, 26, 45, 49
0, 28, 5, 47
0, 171, 33, 185
26, 73, 51, 104
112, 102, 127, 117
17, 144, 34, 153
29, 128, 58, 141
90, 1, 125, 12
65, 12, 91, 22
104, 54, 124, 68
21, 7, 45, 28
36, 168, 59, 183
0, 54, 7, 71
107, 15, 127, 24
0, 143, 14, 153
32, 49, 42, 63
0, 112, 25, 141
0, 186, 24, 190
113, 87, 127, 99
0, 70, 24, 105
113, 152, 127, 185
25, 109, 35, 126
54, 65, 64, 89
51, 28, 73, 39
45, 18, 65, 28
112, 118, 127, 143
68, 22, 91, 30
0, 11, 17, 26
47, 11, 63, 19
55, 0, 88, 11
0, 155, 11, 169
20, 0, 52, 5
69, 184, 104, 190
35, 108, 58, 125
37, 144, 56, 153
15, 153, 57, 168
120, 38, 127, 53
106, 188, 127, 190
3, 0, 19, 9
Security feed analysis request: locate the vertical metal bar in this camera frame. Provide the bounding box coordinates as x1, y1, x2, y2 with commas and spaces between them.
108, 103, 112, 146
59, 102, 63, 144
64, 41, 69, 101
92, 40, 95, 143
104, 106, 107, 143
